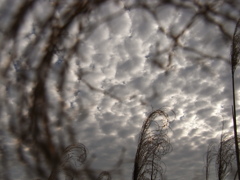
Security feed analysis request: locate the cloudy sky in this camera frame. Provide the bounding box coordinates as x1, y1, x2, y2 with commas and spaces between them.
1, 0, 240, 180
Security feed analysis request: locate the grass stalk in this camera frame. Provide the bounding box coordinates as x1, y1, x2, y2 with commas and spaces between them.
232, 71, 240, 180
231, 18, 240, 180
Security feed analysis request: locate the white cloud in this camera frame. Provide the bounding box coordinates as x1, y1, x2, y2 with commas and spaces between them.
108, 10, 132, 37
87, 23, 110, 44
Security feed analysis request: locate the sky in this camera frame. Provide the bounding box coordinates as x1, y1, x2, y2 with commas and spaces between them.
1, 0, 240, 180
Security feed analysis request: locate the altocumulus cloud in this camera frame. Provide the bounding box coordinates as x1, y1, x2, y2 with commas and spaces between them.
1, 0, 240, 180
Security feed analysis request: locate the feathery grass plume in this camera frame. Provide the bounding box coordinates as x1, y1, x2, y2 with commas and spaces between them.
204, 123, 240, 180
205, 143, 215, 180
132, 109, 172, 180
231, 18, 240, 180
48, 143, 87, 180
231, 19, 240, 73
215, 134, 237, 180
97, 171, 111, 180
